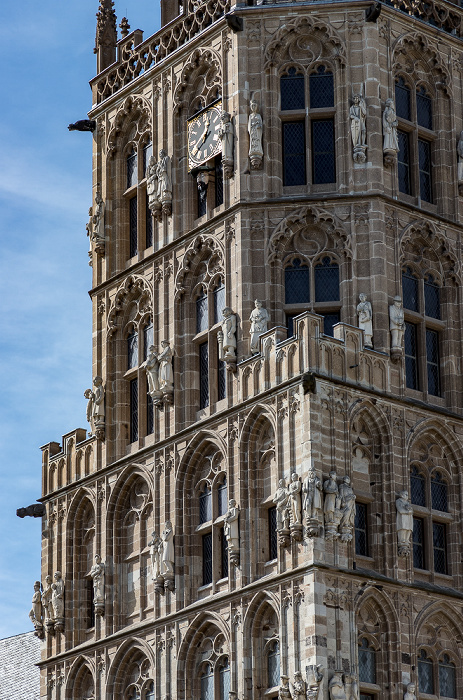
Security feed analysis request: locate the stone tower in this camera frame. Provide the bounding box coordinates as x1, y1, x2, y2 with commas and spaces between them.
36, 0, 463, 698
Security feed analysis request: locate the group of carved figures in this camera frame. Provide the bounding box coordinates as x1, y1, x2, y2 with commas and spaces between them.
143, 340, 174, 406
28, 572, 65, 639
148, 521, 176, 593
146, 149, 173, 219
356, 292, 405, 359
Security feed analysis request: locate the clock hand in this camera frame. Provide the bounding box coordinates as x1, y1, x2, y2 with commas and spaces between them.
191, 118, 211, 156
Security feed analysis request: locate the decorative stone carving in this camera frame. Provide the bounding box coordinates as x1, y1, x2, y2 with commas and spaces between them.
328, 671, 346, 700
404, 682, 416, 700
143, 346, 162, 404
16, 503, 46, 518
383, 98, 399, 166
146, 155, 161, 219
148, 531, 164, 593
457, 132, 463, 195
29, 581, 44, 639
51, 571, 65, 633
273, 478, 290, 546
89, 554, 105, 616
248, 99, 263, 169
158, 341, 174, 401
224, 499, 240, 566
338, 475, 356, 542
307, 666, 324, 700
42, 574, 54, 635
288, 473, 303, 541
197, 171, 209, 211
157, 150, 172, 216
396, 490, 413, 557
290, 671, 305, 700
279, 676, 291, 700
249, 300, 270, 354
303, 467, 323, 537
389, 295, 405, 361
350, 93, 367, 163
323, 471, 341, 540
357, 294, 373, 348
84, 376, 105, 439
161, 521, 175, 591
218, 307, 237, 365
219, 111, 234, 178
344, 674, 359, 700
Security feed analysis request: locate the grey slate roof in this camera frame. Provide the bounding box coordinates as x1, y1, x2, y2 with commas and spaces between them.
0, 631, 40, 700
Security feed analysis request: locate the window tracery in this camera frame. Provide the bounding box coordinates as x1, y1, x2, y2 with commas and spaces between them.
195, 455, 229, 587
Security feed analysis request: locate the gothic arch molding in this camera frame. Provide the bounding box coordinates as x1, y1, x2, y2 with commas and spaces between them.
406, 419, 463, 472
106, 638, 156, 700
106, 94, 152, 158
392, 33, 451, 97
174, 234, 224, 299
399, 220, 460, 284
414, 601, 463, 649
107, 274, 153, 337
178, 611, 231, 668
65, 657, 96, 700
173, 47, 222, 113
264, 16, 346, 69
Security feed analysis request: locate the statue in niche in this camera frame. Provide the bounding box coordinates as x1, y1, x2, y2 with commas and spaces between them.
356, 293, 373, 348
350, 93, 367, 163
143, 346, 162, 404
338, 475, 356, 542
303, 467, 323, 537
89, 554, 105, 616
219, 111, 234, 178
248, 99, 263, 169
383, 98, 399, 166
288, 473, 302, 541
51, 571, 65, 632
92, 191, 105, 245
42, 574, 54, 633
290, 671, 305, 700
146, 155, 161, 219
29, 581, 44, 639
279, 677, 291, 700
328, 671, 346, 700
389, 295, 405, 360
156, 150, 172, 215
93, 376, 106, 439
197, 171, 209, 209
161, 521, 175, 591
218, 307, 237, 364
307, 666, 324, 700
158, 341, 174, 397
396, 490, 413, 557
404, 683, 416, 700
148, 531, 163, 590
323, 471, 341, 540
273, 478, 290, 538
249, 300, 270, 354
224, 499, 240, 566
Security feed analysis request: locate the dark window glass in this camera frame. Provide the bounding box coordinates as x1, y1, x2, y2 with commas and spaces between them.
218, 478, 228, 516
198, 179, 207, 218
424, 275, 440, 319
268, 507, 278, 560
398, 130, 411, 195
130, 378, 138, 443
312, 119, 336, 184
199, 342, 209, 409
146, 194, 153, 248
402, 268, 419, 312
431, 472, 448, 512
323, 313, 340, 337
219, 660, 231, 700
358, 638, 376, 684
404, 322, 418, 390
87, 578, 95, 628
267, 641, 280, 688
285, 259, 310, 304
355, 503, 368, 556
309, 66, 334, 109
127, 148, 137, 189
410, 466, 426, 506
128, 689, 141, 700
147, 392, 154, 435
201, 663, 214, 700
218, 350, 226, 401
143, 322, 153, 362
426, 329, 440, 396
143, 141, 152, 174
286, 314, 297, 338
418, 649, 434, 694
202, 533, 213, 585
315, 257, 339, 302
214, 283, 226, 324
433, 522, 447, 574
127, 330, 138, 370
439, 655, 456, 698
146, 681, 155, 700
360, 696, 375, 700
215, 155, 224, 208
280, 68, 305, 111
413, 517, 425, 569
395, 77, 411, 120
199, 483, 212, 523
221, 527, 229, 578
196, 292, 209, 334
130, 196, 138, 258
416, 86, 433, 130
283, 122, 306, 186
418, 139, 432, 203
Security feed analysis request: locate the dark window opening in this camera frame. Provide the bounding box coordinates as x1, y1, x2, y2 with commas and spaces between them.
439, 655, 456, 698
355, 503, 368, 556
218, 353, 226, 401
315, 257, 339, 301
280, 67, 305, 111
196, 292, 209, 334
311, 119, 335, 184
286, 314, 297, 338
402, 268, 419, 312
146, 194, 153, 248
285, 259, 310, 304
418, 649, 434, 695
127, 329, 139, 370
418, 139, 432, 203
431, 472, 448, 512
283, 121, 306, 186
218, 478, 228, 516
213, 282, 226, 324
130, 378, 138, 443
143, 322, 153, 362
416, 86, 433, 130
395, 77, 411, 121
309, 66, 334, 109
268, 507, 278, 560
221, 528, 229, 579
426, 329, 440, 396
199, 342, 209, 409
433, 521, 447, 574
267, 641, 280, 689
404, 322, 418, 390
86, 578, 95, 628
147, 392, 154, 435
323, 313, 340, 337
398, 130, 411, 195
215, 155, 224, 208
202, 532, 213, 585
410, 466, 426, 507
127, 148, 137, 189
200, 483, 212, 524
143, 141, 152, 174
424, 275, 440, 319
129, 196, 138, 258
358, 638, 376, 684
413, 517, 425, 569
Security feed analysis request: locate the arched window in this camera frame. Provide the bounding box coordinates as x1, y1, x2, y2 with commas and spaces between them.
127, 147, 137, 189
197, 470, 229, 587
200, 483, 212, 523
267, 641, 280, 689
358, 638, 376, 684
439, 654, 456, 698
410, 465, 426, 506
218, 659, 231, 700
213, 280, 226, 324
410, 464, 450, 573
314, 257, 339, 302
127, 328, 139, 370
145, 682, 155, 700
201, 663, 214, 700
431, 471, 448, 512
280, 67, 305, 111
285, 259, 310, 304
218, 477, 228, 516
197, 289, 209, 334
128, 689, 141, 700
418, 649, 434, 694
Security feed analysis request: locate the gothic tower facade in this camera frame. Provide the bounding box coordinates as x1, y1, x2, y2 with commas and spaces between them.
36, 0, 463, 698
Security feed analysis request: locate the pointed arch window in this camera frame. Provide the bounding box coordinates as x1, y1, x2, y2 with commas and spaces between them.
418, 649, 434, 694
218, 477, 228, 516
267, 641, 280, 689
197, 290, 209, 334
200, 483, 212, 524
431, 472, 448, 512
219, 659, 231, 700
197, 473, 230, 587
285, 259, 310, 304
439, 654, 456, 698
410, 465, 426, 506
309, 65, 334, 109
358, 638, 376, 684
201, 664, 214, 700
127, 329, 139, 370
280, 67, 305, 111
127, 147, 138, 189
314, 257, 339, 302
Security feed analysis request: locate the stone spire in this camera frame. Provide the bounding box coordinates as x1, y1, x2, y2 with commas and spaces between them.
94, 0, 118, 74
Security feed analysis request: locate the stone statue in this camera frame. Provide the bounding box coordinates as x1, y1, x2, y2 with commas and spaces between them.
338, 475, 356, 542
29, 581, 44, 639
383, 98, 399, 166
42, 574, 54, 632
279, 676, 291, 700
323, 471, 341, 540
93, 376, 105, 439
357, 294, 373, 348
303, 467, 323, 537
89, 554, 105, 615
219, 111, 234, 178
404, 683, 416, 700
197, 171, 209, 209
224, 499, 240, 565
329, 671, 346, 700
288, 473, 302, 537
307, 666, 324, 700
143, 346, 161, 402
148, 531, 163, 582
248, 99, 263, 169
396, 490, 413, 557
92, 190, 105, 244
158, 341, 174, 395
219, 307, 237, 362
146, 155, 160, 217
249, 300, 270, 354
350, 93, 367, 163
291, 671, 306, 700
389, 296, 405, 358
161, 521, 174, 590
156, 150, 172, 215
51, 571, 65, 632
273, 478, 290, 534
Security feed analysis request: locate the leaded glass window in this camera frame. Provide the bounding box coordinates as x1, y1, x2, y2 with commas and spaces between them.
213, 282, 226, 324
127, 330, 139, 370
281, 68, 305, 111
218, 355, 226, 401
424, 275, 440, 319
433, 521, 447, 574
355, 503, 368, 556
127, 147, 137, 189
128, 687, 141, 700
143, 141, 152, 174
323, 313, 340, 337
267, 641, 280, 688
404, 322, 418, 390
398, 130, 411, 195
439, 654, 456, 698
315, 257, 339, 302
146, 194, 153, 248
426, 329, 440, 396
143, 321, 153, 362
196, 292, 209, 334
431, 472, 448, 512
198, 180, 207, 217
286, 314, 297, 338
402, 267, 419, 312
285, 259, 309, 304
145, 682, 155, 700
130, 378, 139, 443
215, 155, 224, 208
309, 66, 334, 109
200, 483, 212, 523
416, 86, 432, 130
130, 196, 138, 258
199, 342, 209, 409
283, 122, 306, 186
219, 659, 231, 700
221, 527, 229, 579
312, 119, 335, 184
147, 392, 154, 436
410, 466, 426, 506
418, 649, 434, 694
201, 663, 214, 700
395, 77, 411, 121
413, 517, 425, 569
358, 638, 376, 684
360, 695, 374, 700
218, 478, 228, 516
268, 507, 278, 560
418, 139, 432, 203
202, 533, 213, 585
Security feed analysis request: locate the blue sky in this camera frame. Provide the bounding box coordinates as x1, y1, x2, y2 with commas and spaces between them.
0, 0, 161, 639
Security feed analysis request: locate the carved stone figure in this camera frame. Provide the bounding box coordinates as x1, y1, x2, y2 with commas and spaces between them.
89, 554, 105, 615
357, 293, 373, 348
350, 94, 367, 163
158, 341, 174, 396
197, 171, 209, 209
291, 671, 305, 700
92, 190, 105, 244
329, 671, 346, 700
323, 471, 341, 538
224, 499, 240, 565
16, 503, 46, 518
218, 307, 237, 363
404, 683, 416, 700
389, 295, 405, 359
161, 521, 175, 590
249, 300, 270, 354
146, 155, 161, 217
148, 531, 163, 586
156, 150, 172, 215
144, 346, 162, 402
93, 376, 105, 439
383, 98, 399, 166
288, 473, 302, 540
42, 574, 54, 633
279, 676, 291, 700
344, 674, 359, 700
29, 581, 44, 639
396, 490, 413, 557
273, 478, 290, 535
219, 111, 234, 178
51, 571, 65, 632
303, 468, 323, 537
338, 475, 356, 542
307, 666, 324, 700
248, 99, 263, 169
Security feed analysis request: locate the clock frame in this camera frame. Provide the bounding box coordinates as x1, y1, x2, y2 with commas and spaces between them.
187, 101, 223, 171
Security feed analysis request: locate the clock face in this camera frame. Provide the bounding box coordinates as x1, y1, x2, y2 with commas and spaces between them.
187, 102, 222, 170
